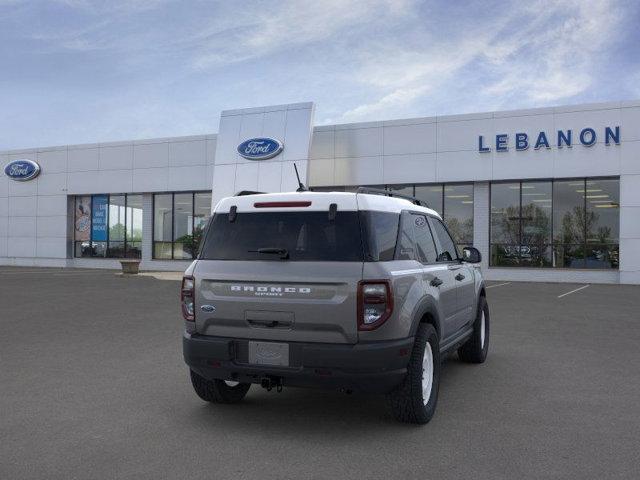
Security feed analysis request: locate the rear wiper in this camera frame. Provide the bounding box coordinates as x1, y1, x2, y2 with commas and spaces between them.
248, 247, 290, 260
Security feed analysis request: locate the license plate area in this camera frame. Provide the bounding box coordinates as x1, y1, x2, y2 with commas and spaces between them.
248, 341, 289, 367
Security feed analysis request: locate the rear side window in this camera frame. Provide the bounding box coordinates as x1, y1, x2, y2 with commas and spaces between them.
412, 214, 438, 263
200, 211, 363, 261
396, 213, 416, 260
430, 217, 459, 262
360, 211, 399, 261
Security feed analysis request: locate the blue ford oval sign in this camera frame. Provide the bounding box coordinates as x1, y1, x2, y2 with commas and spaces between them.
4, 159, 41, 181
237, 137, 283, 160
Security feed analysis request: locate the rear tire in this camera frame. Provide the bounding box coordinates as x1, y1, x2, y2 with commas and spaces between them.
387, 323, 440, 424
190, 370, 251, 404
458, 296, 489, 364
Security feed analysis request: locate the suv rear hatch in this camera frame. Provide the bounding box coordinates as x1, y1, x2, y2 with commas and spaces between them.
193, 194, 364, 344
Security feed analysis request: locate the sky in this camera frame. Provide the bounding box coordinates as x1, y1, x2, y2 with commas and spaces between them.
1, 0, 639, 150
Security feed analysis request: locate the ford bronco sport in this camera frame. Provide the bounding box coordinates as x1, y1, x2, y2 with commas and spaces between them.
182, 188, 489, 424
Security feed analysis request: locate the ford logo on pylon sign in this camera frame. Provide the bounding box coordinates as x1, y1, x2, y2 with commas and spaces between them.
4, 159, 41, 181
237, 137, 283, 160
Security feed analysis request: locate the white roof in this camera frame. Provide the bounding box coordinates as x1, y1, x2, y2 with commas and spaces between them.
214, 191, 441, 218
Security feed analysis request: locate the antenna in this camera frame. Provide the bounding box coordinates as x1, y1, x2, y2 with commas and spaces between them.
293, 163, 307, 192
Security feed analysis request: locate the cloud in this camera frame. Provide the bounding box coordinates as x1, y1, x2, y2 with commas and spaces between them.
190, 0, 415, 69
334, 0, 627, 122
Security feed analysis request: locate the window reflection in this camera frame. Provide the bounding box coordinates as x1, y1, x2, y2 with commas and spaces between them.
490, 178, 619, 269
152, 192, 213, 260
444, 184, 473, 249
73, 193, 143, 259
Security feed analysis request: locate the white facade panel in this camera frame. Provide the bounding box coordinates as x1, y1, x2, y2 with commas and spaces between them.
134, 142, 169, 169
68, 147, 100, 172
437, 118, 493, 152
37, 195, 67, 217
36, 215, 67, 238
553, 141, 620, 178
620, 140, 640, 175
67, 171, 102, 195
214, 114, 243, 165
36, 237, 67, 258
257, 162, 283, 193
8, 196, 37, 216
620, 107, 640, 142
383, 154, 437, 185
491, 144, 554, 180
334, 156, 383, 185
97, 169, 133, 193
620, 174, 640, 206
335, 127, 382, 158
234, 162, 259, 192
383, 123, 436, 155
282, 106, 315, 162
132, 167, 169, 192
99, 144, 133, 170
167, 165, 208, 191
7, 236, 36, 257
437, 150, 492, 182
36, 149, 67, 173
309, 130, 334, 160
308, 158, 335, 186
169, 140, 206, 167
8, 178, 37, 196
8, 217, 37, 237
37, 172, 67, 196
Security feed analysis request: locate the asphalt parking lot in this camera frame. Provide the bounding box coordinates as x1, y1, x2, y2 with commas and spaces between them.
1, 268, 639, 479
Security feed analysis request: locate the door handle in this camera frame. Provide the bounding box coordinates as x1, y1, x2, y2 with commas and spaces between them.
447, 264, 462, 271
455, 273, 465, 281
430, 277, 443, 287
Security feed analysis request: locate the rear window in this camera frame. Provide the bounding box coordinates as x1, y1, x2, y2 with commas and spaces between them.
199, 210, 403, 262
200, 211, 364, 261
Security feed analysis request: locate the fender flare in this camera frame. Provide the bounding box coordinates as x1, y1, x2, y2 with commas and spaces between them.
408, 295, 442, 339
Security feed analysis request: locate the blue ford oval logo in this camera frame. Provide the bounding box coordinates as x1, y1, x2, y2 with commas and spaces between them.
237, 137, 283, 160
4, 159, 41, 182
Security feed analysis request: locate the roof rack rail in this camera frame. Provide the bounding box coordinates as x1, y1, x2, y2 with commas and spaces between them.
356, 187, 428, 208
235, 190, 265, 196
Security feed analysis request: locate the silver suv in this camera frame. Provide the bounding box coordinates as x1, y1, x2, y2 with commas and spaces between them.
182, 188, 489, 424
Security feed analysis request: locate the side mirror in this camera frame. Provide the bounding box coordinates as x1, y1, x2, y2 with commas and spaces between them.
462, 246, 482, 263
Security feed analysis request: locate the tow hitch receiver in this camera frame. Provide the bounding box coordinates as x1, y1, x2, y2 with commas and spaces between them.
260, 376, 283, 392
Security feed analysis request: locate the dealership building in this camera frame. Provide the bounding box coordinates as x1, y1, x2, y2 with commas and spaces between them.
1, 100, 639, 284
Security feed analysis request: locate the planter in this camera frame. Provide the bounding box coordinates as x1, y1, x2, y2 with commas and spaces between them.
119, 259, 141, 274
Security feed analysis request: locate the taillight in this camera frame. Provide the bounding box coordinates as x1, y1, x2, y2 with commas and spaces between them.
357, 280, 393, 331
181, 276, 195, 321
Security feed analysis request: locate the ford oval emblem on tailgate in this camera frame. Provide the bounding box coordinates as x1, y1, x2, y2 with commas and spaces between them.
200, 304, 216, 312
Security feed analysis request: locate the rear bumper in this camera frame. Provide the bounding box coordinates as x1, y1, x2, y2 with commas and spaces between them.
183, 333, 414, 394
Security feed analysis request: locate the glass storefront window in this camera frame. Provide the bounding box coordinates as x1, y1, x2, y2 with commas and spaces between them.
126, 195, 143, 258
194, 192, 212, 256
491, 178, 619, 269
73, 193, 143, 259
108, 195, 126, 258
490, 182, 520, 266
152, 191, 212, 260
173, 193, 194, 260
414, 185, 443, 216
520, 181, 552, 267
444, 184, 473, 249
153, 194, 172, 259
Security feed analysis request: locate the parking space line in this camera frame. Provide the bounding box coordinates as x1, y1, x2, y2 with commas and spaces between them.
557, 284, 590, 298
486, 282, 511, 289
